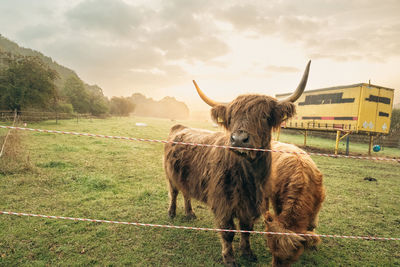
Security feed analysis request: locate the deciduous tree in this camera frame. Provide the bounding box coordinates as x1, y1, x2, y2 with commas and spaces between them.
110, 97, 135, 116
0, 56, 58, 111
63, 76, 90, 114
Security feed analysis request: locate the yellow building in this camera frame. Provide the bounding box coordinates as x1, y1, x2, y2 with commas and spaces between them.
276, 83, 395, 154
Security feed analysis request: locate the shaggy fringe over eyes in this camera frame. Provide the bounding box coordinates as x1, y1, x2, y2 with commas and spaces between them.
270, 101, 296, 129
211, 105, 227, 128
264, 212, 321, 262
210, 95, 296, 137
228, 95, 296, 128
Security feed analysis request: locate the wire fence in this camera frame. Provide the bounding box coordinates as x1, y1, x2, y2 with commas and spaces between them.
0, 123, 399, 250
0, 125, 399, 162
0, 111, 17, 158
0, 110, 92, 123
1, 211, 399, 241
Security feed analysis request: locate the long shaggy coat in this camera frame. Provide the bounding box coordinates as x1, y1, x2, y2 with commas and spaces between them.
264, 141, 325, 267
164, 95, 296, 266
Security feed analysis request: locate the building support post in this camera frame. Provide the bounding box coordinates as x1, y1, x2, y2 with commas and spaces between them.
335, 130, 341, 155
304, 130, 308, 147
335, 131, 351, 155
368, 135, 374, 156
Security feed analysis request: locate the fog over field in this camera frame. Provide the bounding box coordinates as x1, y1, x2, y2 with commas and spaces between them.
1, 0, 399, 112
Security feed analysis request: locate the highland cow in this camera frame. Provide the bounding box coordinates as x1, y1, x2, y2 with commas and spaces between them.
164, 62, 311, 266
264, 141, 325, 267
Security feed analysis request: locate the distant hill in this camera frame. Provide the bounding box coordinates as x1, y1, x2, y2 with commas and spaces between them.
0, 34, 103, 97
0, 35, 191, 118
130, 93, 189, 120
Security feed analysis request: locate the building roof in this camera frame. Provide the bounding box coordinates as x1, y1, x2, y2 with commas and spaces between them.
276, 83, 395, 98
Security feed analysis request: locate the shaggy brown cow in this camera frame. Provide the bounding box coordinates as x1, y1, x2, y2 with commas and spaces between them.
264, 141, 325, 267
164, 61, 310, 266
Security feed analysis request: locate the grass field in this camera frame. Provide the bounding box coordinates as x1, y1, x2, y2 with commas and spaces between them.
0, 116, 399, 266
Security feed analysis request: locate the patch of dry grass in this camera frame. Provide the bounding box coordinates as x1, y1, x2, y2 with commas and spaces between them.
0, 130, 35, 175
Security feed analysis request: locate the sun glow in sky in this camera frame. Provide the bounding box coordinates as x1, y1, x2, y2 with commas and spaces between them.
1, 0, 399, 111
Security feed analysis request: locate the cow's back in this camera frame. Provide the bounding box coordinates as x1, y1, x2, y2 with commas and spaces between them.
268, 141, 325, 230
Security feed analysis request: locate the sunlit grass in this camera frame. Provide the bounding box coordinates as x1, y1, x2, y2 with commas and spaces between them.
276, 129, 400, 158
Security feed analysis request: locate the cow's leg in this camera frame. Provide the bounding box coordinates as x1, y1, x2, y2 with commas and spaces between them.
183, 193, 196, 219
263, 196, 270, 214
168, 181, 178, 218
218, 217, 237, 267
239, 218, 257, 262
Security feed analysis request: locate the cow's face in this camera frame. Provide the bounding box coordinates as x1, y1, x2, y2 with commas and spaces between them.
211, 96, 295, 159
264, 212, 321, 267
270, 249, 304, 267
264, 213, 305, 267
193, 61, 310, 160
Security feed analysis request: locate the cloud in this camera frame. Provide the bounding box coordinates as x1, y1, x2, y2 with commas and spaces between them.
146, 13, 229, 62
174, 36, 229, 62
304, 22, 400, 61
16, 24, 62, 44
66, 0, 148, 37
265, 65, 300, 73
213, 1, 400, 62
0, 0, 73, 45
216, 4, 266, 31
64, 0, 228, 60
129, 64, 188, 86
0, 0, 229, 96
1, 0, 400, 101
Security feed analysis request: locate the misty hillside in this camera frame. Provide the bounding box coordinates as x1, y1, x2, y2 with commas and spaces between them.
0, 35, 192, 119
131, 93, 189, 120
0, 34, 104, 98
0, 34, 111, 115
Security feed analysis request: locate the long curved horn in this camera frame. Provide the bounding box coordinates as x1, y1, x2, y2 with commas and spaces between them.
193, 80, 222, 107
278, 60, 311, 103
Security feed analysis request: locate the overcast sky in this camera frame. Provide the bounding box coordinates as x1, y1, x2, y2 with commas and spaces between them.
1, 0, 399, 110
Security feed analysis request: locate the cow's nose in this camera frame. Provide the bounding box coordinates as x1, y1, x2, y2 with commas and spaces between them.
230, 131, 249, 147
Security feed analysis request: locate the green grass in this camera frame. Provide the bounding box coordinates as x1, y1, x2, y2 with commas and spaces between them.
0, 116, 399, 266
275, 130, 400, 158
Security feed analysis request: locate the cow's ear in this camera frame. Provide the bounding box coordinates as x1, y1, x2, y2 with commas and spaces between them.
211, 105, 227, 128
270, 101, 296, 127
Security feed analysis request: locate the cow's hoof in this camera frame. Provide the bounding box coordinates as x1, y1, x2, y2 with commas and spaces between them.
168, 210, 176, 219
241, 251, 257, 262
185, 212, 197, 220
223, 261, 238, 267
223, 255, 238, 267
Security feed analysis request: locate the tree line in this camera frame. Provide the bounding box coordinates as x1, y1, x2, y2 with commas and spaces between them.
0, 53, 134, 117
0, 53, 190, 119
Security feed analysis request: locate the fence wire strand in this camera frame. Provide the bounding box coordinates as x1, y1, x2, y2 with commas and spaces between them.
0, 125, 398, 162
1, 211, 399, 241
0, 124, 399, 243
